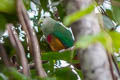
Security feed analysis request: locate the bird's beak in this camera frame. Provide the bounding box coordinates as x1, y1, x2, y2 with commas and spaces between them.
38, 18, 44, 24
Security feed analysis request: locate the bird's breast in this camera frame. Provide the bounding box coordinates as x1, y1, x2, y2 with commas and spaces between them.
47, 35, 65, 51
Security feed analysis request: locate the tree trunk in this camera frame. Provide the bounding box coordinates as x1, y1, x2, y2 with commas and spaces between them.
65, 0, 113, 80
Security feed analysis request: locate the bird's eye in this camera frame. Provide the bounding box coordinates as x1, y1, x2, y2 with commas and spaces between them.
43, 16, 46, 18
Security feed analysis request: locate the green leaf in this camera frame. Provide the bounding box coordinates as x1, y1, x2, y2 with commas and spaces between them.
106, 9, 114, 21
43, 62, 53, 72
109, 31, 120, 52
63, 3, 96, 26
75, 31, 120, 53
52, 0, 66, 21
0, 0, 30, 14
54, 67, 78, 80
0, 14, 7, 37
23, 0, 30, 10
75, 69, 84, 80
0, 73, 8, 80
113, 0, 120, 2
30, 69, 37, 79
56, 2, 66, 21
42, 51, 76, 63
112, 1, 120, 24
49, 60, 54, 72
3, 38, 16, 57
40, 0, 49, 11
42, 77, 56, 80
75, 32, 112, 52
3, 68, 30, 80
0, 0, 15, 14
117, 61, 120, 70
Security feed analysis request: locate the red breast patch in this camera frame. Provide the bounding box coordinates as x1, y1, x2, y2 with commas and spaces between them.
47, 34, 52, 42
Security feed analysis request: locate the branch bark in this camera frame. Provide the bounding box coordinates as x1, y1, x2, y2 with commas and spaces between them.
16, 0, 47, 77
0, 43, 12, 67
65, 0, 113, 80
7, 24, 30, 76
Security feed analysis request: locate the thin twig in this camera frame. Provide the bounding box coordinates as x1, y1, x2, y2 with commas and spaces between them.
59, 46, 75, 53
107, 51, 117, 80
112, 55, 120, 76
16, 0, 33, 55
18, 60, 48, 73
7, 24, 30, 76
31, 0, 41, 6
0, 43, 12, 67
18, 63, 35, 73
16, 0, 47, 77
22, 6, 47, 77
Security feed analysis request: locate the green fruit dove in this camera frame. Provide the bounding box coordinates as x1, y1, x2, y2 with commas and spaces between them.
41, 17, 74, 51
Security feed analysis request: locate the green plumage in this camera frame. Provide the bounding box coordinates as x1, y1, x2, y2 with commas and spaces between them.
41, 17, 74, 48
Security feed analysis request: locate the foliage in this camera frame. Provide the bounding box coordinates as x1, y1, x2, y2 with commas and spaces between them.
63, 2, 96, 26
0, 0, 120, 80
112, 4, 120, 24
0, 0, 30, 14
75, 31, 120, 53
0, 14, 7, 36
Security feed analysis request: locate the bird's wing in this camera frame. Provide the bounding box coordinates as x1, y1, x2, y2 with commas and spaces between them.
53, 23, 74, 48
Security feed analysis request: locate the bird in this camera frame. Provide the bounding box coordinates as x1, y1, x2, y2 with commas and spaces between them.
41, 17, 74, 51
41, 17, 81, 69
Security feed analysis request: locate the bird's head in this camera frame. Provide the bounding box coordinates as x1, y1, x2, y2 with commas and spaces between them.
39, 17, 56, 36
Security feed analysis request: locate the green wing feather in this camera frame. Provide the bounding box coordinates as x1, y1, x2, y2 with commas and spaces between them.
52, 22, 74, 48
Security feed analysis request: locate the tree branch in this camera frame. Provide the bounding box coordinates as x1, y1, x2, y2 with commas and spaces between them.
7, 24, 30, 76
0, 43, 12, 67
65, 0, 113, 80
16, 0, 47, 77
